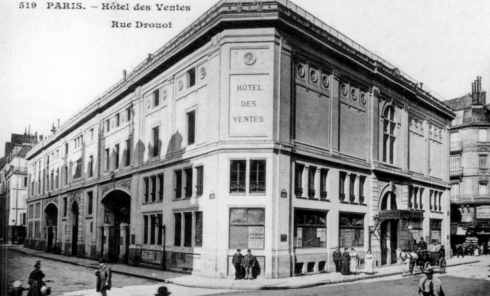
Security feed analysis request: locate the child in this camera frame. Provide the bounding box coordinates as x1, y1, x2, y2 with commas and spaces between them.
9, 280, 27, 296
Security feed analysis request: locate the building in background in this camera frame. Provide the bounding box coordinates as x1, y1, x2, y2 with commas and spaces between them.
0, 132, 38, 245
445, 77, 490, 249
25, 0, 454, 278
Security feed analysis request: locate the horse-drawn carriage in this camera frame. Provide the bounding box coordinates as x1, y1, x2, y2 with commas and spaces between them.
399, 248, 446, 275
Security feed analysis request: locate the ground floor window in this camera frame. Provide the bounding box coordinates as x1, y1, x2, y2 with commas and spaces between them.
229, 208, 265, 250
28, 222, 33, 238
174, 211, 203, 248
34, 221, 40, 238
294, 209, 327, 248
430, 219, 442, 244
339, 212, 365, 247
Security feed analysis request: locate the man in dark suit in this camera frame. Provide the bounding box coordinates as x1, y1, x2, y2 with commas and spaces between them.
242, 249, 257, 280
333, 247, 342, 272
232, 249, 243, 280
418, 237, 428, 251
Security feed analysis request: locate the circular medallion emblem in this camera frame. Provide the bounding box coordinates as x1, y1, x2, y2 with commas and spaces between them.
341, 84, 348, 96
178, 80, 184, 91
322, 75, 330, 88
351, 88, 357, 101
244, 52, 256, 65
297, 64, 305, 78
310, 70, 318, 83
200, 67, 206, 79
360, 93, 366, 105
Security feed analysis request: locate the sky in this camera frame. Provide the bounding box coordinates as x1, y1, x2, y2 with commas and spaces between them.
1, 0, 490, 157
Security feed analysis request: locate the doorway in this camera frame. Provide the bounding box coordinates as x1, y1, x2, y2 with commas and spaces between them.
71, 202, 79, 256
45, 203, 58, 252
102, 190, 131, 263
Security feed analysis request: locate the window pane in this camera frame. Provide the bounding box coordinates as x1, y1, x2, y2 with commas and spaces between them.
229, 226, 248, 249
144, 216, 148, 244
230, 160, 246, 193
250, 160, 266, 193
187, 111, 196, 145
184, 213, 192, 247
174, 213, 181, 246
195, 212, 203, 247
150, 215, 156, 244
230, 208, 247, 224
248, 208, 265, 224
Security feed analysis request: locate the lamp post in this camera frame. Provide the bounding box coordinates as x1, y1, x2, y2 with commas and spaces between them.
368, 214, 380, 251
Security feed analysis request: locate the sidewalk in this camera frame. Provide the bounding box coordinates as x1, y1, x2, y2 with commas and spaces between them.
8, 246, 480, 290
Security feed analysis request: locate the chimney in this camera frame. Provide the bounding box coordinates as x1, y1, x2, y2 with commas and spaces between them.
123, 70, 127, 81
51, 122, 56, 134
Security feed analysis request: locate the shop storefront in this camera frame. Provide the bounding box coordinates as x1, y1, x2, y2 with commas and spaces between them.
430, 219, 442, 244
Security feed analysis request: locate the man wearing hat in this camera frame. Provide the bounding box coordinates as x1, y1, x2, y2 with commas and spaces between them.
241, 249, 257, 280
232, 249, 243, 280
418, 267, 445, 296
9, 280, 27, 296
332, 247, 342, 273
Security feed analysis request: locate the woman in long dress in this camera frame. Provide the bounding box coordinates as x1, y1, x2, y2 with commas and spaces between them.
349, 248, 358, 274
364, 250, 374, 274
340, 248, 351, 275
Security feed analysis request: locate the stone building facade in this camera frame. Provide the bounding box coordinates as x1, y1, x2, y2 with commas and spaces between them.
445, 77, 490, 249
25, 0, 454, 278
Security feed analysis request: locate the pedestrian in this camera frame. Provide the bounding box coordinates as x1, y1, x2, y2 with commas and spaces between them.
418, 267, 445, 296
349, 248, 358, 274
95, 258, 112, 296
340, 248, 351, 275
333, 247, 342, 273
438, 245, 445, 259
418, 238, 428, 251
232, 249, 243, 280
363, 250, 374, 274
9, 280, 28, 296
242, 249, 256, 280
456, 244, 464, 258
27, 260, 45, 296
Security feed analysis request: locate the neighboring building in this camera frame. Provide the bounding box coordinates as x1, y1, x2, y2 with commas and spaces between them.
25, 0, 454, 278
445, 77, 490, 249
0, 132, 38, 245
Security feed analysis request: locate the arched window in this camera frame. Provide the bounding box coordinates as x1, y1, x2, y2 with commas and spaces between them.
381, 192, 397, 210
383, 106, 396, 164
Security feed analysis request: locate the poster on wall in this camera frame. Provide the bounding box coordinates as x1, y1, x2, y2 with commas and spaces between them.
477, 206, 490, 219
431, 231, 441, 243
248, 227, 265, 249
317, 228, 326, 242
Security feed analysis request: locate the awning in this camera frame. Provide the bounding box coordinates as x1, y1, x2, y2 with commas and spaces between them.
379, 210, 424, 221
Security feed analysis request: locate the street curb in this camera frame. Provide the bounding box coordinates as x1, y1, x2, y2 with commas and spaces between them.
9, 247, 480, 291
166, 260, 481, 290
8, 247, 169, 283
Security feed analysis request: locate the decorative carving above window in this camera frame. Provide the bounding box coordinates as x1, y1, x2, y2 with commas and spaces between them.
341, 84, 348, 96
297, 64, 305, 78
351, 88, 357, 101
310, 69, 318, 83
360, 92, 366, 105
322, 74, 330, 89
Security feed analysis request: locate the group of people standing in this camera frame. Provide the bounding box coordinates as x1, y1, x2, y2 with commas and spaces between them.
332, 247, 374, 275
232, 249, 258, 280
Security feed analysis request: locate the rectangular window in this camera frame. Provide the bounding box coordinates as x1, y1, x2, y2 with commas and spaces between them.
157, 214, 163, 245
105, 149, 110, 171
429, 190, 434, 211
349, 174, 356, 202
87, 192, 93, 215
90, 128, 94, 140
125, 139, 131, 166
88, 155, 93, 177
295, 164, 304, 196
35, 202, 40, 218
158, 174, 164, 201
144, 215, 149, 244
187, 110, 196, 145
294, 209, 327, 248
175, 170, 182, 199
187, 68, 196, 88
359, 176, 366, 204
65, 143, 69, 156
64, 166, 68, 185
35, 222, 40, 238
151, 175, 157, 202
184, 212, 192, 247
115, 144, 120, 169
250, 160, 266, 193
28, 222, 33, 238
150, 215, 156, 244
450, 155, 461, 175
28, 204, 33, 218
339, 172, 347, 201
144, 177, 149, 203
195, 211, 203, 247
106, 119, 110, 132
116, 114, 120, 127
308, 166, 316, 198
196, 166, 203, 196
230, 160, 246, 193
74, 158, 82, 179
152, 126, 159, 157
63, 197, 67, 217
479, 155, 487, 168
153, 89, 160, 107
479, 183, 487, 195
174, 213, 182, 246
339, 213, 365, 247
126, 107, 131, 121
229, 208, 265, 250
55, 169, 59, 188
24, 176, 28, 187
184, 168, 193, 198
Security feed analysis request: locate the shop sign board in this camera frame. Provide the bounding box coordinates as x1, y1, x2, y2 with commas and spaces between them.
476, 206, 490, 219
248, 227, 265, 249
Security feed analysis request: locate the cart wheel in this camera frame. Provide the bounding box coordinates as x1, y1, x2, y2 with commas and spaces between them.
409, 261, 415, 275
440, 259, 446, 273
